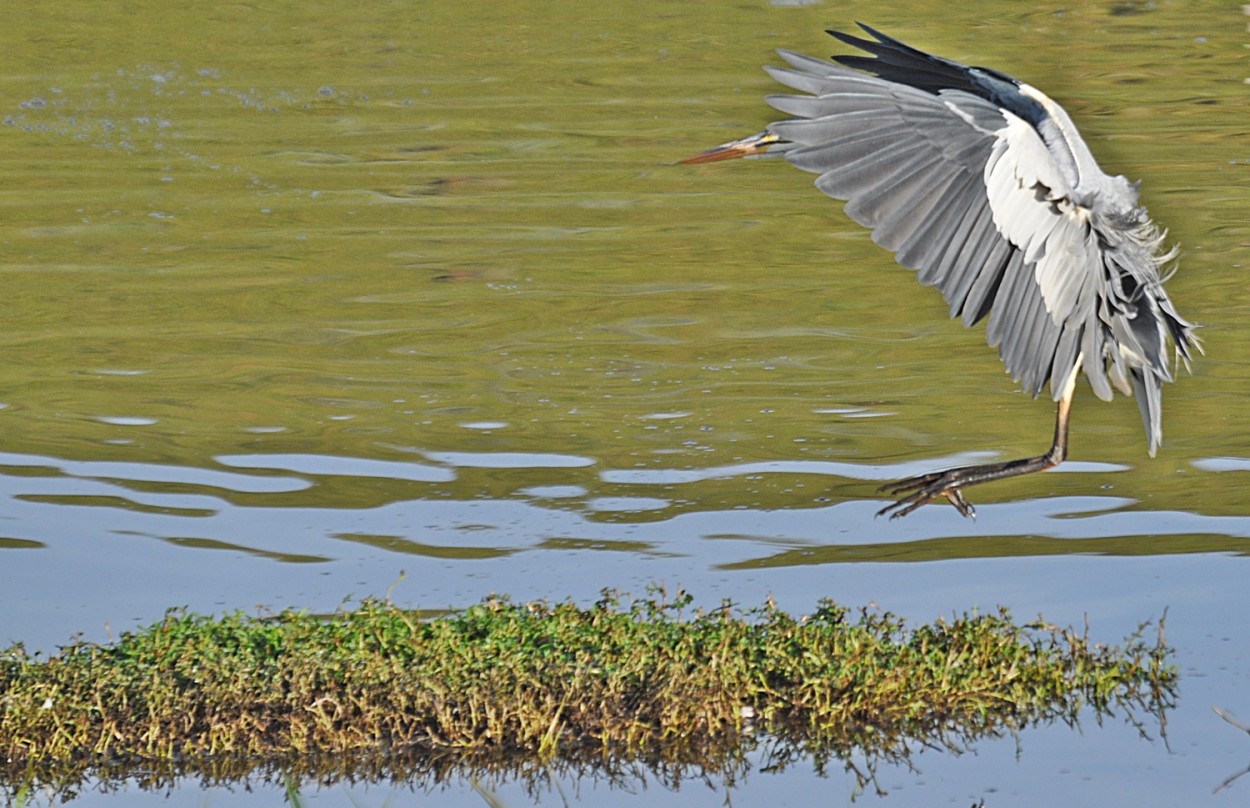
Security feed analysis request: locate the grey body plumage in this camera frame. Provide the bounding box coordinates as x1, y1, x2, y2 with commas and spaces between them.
685, 24, 1197, 517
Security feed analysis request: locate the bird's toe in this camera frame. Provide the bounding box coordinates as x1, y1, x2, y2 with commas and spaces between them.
876, 471, 977, 519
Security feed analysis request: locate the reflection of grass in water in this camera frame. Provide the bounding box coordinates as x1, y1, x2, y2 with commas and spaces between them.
0, 589, 1174, 800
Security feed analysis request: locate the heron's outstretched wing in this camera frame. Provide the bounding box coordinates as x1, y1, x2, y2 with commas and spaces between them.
758, 31, 1195, 454
766, 52, 1096, 401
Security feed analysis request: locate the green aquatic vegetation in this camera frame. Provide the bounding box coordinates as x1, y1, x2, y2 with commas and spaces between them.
0, 591, 1173, 796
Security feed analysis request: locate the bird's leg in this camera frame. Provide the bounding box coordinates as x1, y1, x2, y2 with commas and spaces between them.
876, 385, 1074, 519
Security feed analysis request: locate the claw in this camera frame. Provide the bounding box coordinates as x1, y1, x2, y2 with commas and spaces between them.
944, 488, 976, 519
875, 473, 977, 520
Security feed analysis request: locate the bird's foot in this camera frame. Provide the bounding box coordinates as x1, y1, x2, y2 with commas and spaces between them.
876, 471, 977, 520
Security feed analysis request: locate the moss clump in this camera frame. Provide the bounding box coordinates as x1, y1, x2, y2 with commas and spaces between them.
0, 591, 1174, 791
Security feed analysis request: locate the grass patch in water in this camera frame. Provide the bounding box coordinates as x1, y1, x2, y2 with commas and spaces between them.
0, 590, 1174, 794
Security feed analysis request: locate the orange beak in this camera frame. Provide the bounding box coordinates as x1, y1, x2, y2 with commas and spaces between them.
680, 132, 782, 164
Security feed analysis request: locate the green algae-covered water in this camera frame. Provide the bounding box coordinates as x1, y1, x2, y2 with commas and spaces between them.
3, 0, 1249, 804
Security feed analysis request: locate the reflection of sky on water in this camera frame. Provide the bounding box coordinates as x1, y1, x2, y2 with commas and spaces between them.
8, 450, 1245, 804
3, 0, 1249, 802
5, 449, 1249, 805
5, 448, 1249, 638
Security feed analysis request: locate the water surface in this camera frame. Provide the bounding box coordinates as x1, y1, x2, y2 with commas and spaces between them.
3, 0, 1249, 805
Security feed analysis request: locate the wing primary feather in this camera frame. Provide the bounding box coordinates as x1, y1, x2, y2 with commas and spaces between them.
689, 26, 1196, 453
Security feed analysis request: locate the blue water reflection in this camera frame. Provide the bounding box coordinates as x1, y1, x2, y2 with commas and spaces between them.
4, 446, 1250, 805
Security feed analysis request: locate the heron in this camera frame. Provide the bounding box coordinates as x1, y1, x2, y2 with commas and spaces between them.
684, 24, 1197, 519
